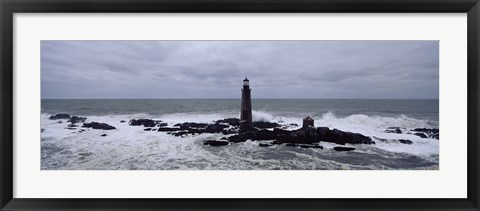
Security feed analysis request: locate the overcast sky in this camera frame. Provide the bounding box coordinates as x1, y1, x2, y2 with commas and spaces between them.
41, 41, 438, 99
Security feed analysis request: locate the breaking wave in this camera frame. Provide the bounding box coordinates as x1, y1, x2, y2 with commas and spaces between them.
40, 110, 439, 170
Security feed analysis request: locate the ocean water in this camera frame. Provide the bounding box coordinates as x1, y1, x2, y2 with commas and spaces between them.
41, 99, 439, 170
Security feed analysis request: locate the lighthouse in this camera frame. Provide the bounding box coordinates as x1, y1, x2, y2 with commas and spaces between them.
240, 77, 253, 131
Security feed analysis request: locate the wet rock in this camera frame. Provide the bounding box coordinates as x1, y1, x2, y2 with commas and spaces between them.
129, 119, 159, 127
386, 127, 402, 134
157, 127, 182, 132
158, 123, 167, 127
316, 127, 329, 136
215, 118, 240, 126
398, 139, 413, 144
333, 146, 355, 152
412, 128, 439, 139
299, 144, 323, 149
203, 140, 229, 146
277, 126, 319, 144
67, 124, 77, 127
68, 116, 87, 124
174, 122, 208, 129
259, 143, 273, 147
101, 134, 107, 137
227, 134, 248, 143
253, 121, 281, 129
49, 113, 71, 120
67, 127, 77, 130
143, 128, 152, 131
321, 129, 373, 145
120, 120, 126, 123
204, 124, 229, 133
247, 129, 277, 141
414, 133, 428, 138
41, 128, 45, 133
82, 122, 116, 130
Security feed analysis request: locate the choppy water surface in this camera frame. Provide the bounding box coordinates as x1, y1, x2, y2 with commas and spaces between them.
41, 99, 439, 170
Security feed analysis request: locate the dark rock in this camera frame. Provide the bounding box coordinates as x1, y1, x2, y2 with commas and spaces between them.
298, 144, 323, 149
259, 143, 273, 147
82, 122, 116, 130
129, 119, 158, 127
414, 133, 428, 138
204, 140, 229, 146
412, 128, 439, 139
120, 120, 126, 123
143, 128, 152, 131
412, 128, 439, 133
277, 126, 319, 144
253, 121, 281, 129
227, 134, 248, 143
215, 118, 240, 126
289, 123, 299, 127
204, 124, 229, 133
101, 134, 107, 137
321, 129, 373, 145
316, 127, 330, 136
271, 140, 283, 145
285, 143, 298, 147
247, 129, 277, 141
398, 139, 413, 144
385, 127, 402, 134
174, 122, 208, 129
158, 123, 168, 127
157, 127, 182, 132
333, 146, 355, 152
57, 121, 63, 124
68, 116, 87, 124
41, 128, 45, 133
49, 113, 71, 120
67, 124, 77, 127
67, 127, 76, 130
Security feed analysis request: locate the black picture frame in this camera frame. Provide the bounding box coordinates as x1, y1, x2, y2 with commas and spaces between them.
1, 0, 479, 210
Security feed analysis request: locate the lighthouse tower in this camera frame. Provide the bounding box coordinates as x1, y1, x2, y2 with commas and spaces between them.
240, 77, 253, 131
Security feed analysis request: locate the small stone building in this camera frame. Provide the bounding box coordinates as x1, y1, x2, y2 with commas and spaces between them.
303, 116, 314, 128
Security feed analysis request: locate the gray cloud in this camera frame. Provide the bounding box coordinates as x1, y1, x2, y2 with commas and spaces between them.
41, 40, 439, 99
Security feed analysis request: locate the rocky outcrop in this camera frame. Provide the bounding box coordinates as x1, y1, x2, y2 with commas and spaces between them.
413, 133, 428, 138
224, 125, 372, 145
333, 146, 355, 152
129, 119, 161, 127
157, 127, 181, 132
68, 116, 87, 124
82, 122, 116, 130
383, 127, 439, 140
203, 140, 229, 146
215, 118, 240, 126
411, 128, 439, 139
398, 139, 413, 144
49, 113, 71, 120
253, 121, 281, 129
49, 114, 87, 124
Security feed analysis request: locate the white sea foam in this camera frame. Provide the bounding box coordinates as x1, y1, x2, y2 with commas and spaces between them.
40, 111, 439, 170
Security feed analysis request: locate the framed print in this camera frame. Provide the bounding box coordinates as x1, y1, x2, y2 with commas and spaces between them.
1, 0, 479, 210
